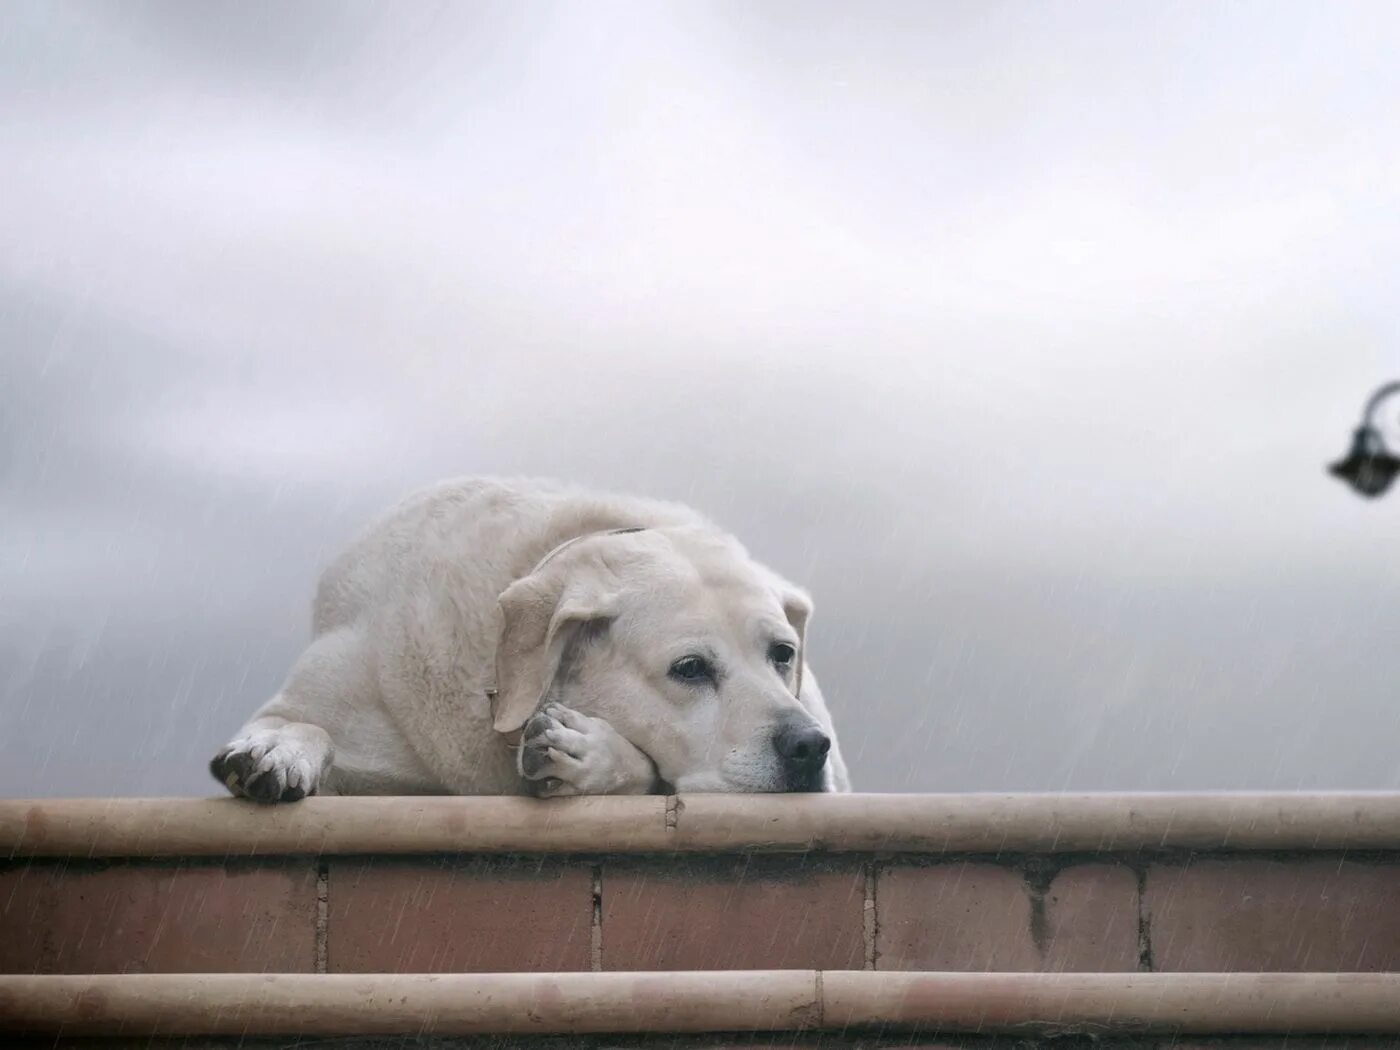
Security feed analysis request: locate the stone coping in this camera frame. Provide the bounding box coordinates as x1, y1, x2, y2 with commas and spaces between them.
4, 971, 1400, 1036
3, 793, 1399, 857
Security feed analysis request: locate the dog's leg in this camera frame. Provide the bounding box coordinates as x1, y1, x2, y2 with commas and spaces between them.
210, 715, 334, 802
210, 626, 371, 802
518, 704, 658, 797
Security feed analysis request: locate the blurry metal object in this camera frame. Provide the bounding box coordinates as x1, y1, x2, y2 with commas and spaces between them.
1330, 380, 1400, 497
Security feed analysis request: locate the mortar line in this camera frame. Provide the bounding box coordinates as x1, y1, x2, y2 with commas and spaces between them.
1136, 864, 1155, 972
314, 860, 329, 974
862, 860, 879, 970
590, 864, 604, 972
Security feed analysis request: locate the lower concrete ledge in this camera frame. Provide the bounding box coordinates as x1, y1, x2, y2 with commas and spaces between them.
5, 972, 1400, 1037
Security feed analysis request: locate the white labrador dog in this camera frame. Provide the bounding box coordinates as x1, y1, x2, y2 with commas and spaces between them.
211, 477, 850, 800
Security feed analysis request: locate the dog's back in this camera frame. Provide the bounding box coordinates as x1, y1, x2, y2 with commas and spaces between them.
313, 477, 706, 637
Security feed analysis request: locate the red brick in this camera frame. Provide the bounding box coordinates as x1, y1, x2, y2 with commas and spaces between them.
1042, 864, 1141, 972
602, 857, 865, 970
1146, 858, 1400, 972
327, 856, 592, 973
877, 863, 1033, 971
0, 860, 317, 973
877, 862, 1139, 971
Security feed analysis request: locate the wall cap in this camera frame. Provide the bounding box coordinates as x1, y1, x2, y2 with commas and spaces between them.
4, 792, 1400, 857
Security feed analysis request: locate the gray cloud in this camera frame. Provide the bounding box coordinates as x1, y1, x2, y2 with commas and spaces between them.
4, 0, 1400, 797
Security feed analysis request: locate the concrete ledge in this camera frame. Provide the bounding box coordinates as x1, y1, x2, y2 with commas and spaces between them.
5, 792, 1400, 857
4, 971, 1400, 1037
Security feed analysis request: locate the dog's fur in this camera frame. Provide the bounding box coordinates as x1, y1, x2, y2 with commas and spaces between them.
211, 477, 850, 799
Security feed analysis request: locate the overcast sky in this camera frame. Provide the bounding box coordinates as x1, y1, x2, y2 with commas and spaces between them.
4, 0, 1400, 797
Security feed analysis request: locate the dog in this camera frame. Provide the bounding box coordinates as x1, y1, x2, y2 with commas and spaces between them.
211, 477, 850, 799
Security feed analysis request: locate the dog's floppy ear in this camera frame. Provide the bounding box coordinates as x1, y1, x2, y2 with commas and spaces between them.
493, 560, 618, 735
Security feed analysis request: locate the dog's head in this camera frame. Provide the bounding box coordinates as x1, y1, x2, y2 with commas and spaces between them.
492, 526, 832, 792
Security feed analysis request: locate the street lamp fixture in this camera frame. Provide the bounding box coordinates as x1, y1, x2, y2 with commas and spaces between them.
1329, 380, 1400, 498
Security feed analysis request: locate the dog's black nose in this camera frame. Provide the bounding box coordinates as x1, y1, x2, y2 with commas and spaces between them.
773, 723, 831, 774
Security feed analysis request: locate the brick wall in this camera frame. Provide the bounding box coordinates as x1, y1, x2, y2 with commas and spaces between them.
5, 795, 1400, 1047
6, 850, 1399, 976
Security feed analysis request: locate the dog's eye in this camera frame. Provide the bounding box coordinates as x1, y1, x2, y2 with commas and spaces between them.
769, 643, 797, 668
669, 655, 713, 682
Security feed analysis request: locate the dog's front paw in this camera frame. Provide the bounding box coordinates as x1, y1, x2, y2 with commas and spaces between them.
210, 730, 322, 803
519, 704, 657, 797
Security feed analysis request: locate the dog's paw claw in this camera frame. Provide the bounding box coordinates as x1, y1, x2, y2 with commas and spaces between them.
211, 733, 318, 804
519, 711, 564, 783
516, 704, 654, 797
